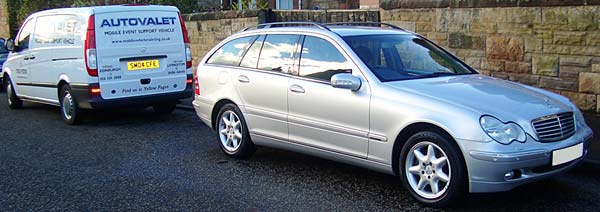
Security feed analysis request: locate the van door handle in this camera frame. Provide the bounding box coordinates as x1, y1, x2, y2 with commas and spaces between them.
289, 84, 305, 94
238, 75, 250, 83
28, 55, 35, 60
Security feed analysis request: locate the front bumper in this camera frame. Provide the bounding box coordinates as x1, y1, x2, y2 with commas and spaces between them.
461, 127, 593, 193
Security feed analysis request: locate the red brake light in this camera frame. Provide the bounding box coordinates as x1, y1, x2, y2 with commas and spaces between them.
194, 75, 200, 95
178, 12, 192, 69
84, 15, 98, 77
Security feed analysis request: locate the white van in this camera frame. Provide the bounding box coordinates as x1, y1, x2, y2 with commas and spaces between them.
2, 5, 193, 124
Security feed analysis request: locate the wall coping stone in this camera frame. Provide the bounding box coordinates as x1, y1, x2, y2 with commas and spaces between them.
183, 10, 262, 21
380, 0, 600, 10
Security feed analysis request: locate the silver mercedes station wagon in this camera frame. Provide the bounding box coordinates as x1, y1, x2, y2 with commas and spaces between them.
192, 22, 594, 207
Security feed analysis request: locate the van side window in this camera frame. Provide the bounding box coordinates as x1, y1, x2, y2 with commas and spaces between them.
239, 35, 265, 69
207, 36, 255, 66
16, 19, 35, 51
257, 34, 300, 73
34, 15, 82, 48
299, 36, 352, 82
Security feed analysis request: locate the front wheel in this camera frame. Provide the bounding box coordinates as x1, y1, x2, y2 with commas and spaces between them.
6, 77, 22, 109
216, 103, 255, 159
60, 85, 83, 125
400, 131, 466, 207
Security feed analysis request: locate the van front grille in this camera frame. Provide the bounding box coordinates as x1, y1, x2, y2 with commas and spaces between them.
532, 112, 575, 142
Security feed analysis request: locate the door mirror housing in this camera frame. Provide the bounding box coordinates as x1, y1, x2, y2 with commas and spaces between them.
5, 39, 15, 52
331, 73, 361, 91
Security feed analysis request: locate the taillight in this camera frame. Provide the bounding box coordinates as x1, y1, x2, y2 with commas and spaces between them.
194, 75, 200, 95
178, 12, 192, 69
89, 85, 101, 96
85, 15, 97, 77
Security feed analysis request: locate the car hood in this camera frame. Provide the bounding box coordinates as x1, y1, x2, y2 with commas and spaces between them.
384, 74, 572, 123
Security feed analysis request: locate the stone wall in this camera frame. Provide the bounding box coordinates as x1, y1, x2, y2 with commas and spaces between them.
182, 10, 259, 68
0, 0, 8, 38
183, 9, 380, 67
381, 5, 600, 113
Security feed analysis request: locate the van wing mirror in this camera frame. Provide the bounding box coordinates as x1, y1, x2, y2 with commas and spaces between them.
331, 73, 361, 91
5, 39, 15, 52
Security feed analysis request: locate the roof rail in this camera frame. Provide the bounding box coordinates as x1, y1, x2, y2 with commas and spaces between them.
241, 22, 331, 32
326, 22, 405, 30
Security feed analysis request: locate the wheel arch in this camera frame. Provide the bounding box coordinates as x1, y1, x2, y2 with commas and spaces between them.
211, 98, 238, 130
391, 122, 465, 177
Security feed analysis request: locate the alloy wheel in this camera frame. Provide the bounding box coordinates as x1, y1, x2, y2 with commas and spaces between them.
405, 141, 451, 199
218, 110, 243, 152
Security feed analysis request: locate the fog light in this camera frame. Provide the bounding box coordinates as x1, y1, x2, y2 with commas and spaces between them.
504, 169, 522, 180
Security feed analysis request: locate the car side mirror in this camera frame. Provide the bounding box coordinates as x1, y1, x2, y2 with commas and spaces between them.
5, 39, 15, 52
331, 73, 361, 91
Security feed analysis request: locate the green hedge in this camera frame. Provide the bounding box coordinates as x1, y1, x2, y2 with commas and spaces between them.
6, 0, 204, 38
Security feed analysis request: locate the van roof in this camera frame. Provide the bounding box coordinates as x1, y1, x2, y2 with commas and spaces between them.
31, 5, 179, 17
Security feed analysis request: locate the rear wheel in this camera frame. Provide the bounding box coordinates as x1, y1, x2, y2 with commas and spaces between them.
216, 103, 255, 159
153, 102, 177, 114
6, 77, 22, 109
60, 85, 82, 125
400, 131, 466, 207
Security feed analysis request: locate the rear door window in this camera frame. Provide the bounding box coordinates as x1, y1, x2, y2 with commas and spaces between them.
298, 36, 353, 82
207, 36, 255, 66
257, 34, 300, 73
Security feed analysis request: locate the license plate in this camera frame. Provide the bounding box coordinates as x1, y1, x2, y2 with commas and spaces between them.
127, 60, 160, 71
552, 143, 583, 166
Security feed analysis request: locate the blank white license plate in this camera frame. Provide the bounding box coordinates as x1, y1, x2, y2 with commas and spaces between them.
552, 143, 583, 166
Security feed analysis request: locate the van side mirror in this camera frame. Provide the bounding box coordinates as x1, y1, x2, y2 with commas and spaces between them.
5, 39, 15, 52
331, 73, 361, 91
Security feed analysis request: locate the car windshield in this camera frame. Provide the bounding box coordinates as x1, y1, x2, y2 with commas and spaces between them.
343, 34, 476, 82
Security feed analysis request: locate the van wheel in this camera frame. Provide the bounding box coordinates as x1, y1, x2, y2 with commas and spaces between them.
153, 102, 177, 114
216, 103, 255, 159
60, 85, 82, 125
6, 77, 22, 109
400, 131, 466, 207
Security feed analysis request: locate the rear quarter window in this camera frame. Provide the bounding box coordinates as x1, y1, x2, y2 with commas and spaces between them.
207, 36, 255, 66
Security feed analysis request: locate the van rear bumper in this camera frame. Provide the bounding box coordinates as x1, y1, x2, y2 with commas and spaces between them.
71, 83, 193, 109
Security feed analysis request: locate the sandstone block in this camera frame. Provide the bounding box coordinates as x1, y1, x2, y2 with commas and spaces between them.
567, 6, 597, 31
486, 36, 525, 61
506, 7, 542, 24
524, 37, 543, 53
593, 64, 600, 73
542, 7, 568, 25
533, 55, 559, 76
561, 91, 597, 111
540, 76, 578, 91
449, 33, 485, 50
560, 56, 591, 67
481, 59, 505, 72
560, 65, 589, 79
553, 31, 585, 45
508, 73, 540, 86
505, 61, 532, 74
579, 72, 600, 94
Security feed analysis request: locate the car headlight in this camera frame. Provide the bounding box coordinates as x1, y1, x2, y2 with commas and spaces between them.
480, 115, 526, 144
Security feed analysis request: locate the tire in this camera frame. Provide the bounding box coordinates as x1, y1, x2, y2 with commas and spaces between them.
215, 103, 255, 159
59, 85, 83, 125
153, 102, 177, 114
399, 130, 466, 207
6, 77, 22, 109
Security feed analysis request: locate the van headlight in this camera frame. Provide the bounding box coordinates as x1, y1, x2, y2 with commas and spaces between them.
480, 115, 527, 144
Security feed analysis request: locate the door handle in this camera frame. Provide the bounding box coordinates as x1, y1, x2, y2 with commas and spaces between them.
23, 56, 29, 60
238, 75, 250, 83
28, 55, 35, 60
289, 84, 305, 93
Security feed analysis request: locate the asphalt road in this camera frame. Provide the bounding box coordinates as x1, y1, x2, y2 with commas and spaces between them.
1, 93, 599, 211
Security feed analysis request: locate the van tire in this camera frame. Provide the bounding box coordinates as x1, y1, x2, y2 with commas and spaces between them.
6, 77, 23, 109
216, 103, 255, 159
59, 85, 82, 125
153, 102, 177, 114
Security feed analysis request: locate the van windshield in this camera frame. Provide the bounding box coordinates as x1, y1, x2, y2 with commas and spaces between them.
342, 34, 476, 82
